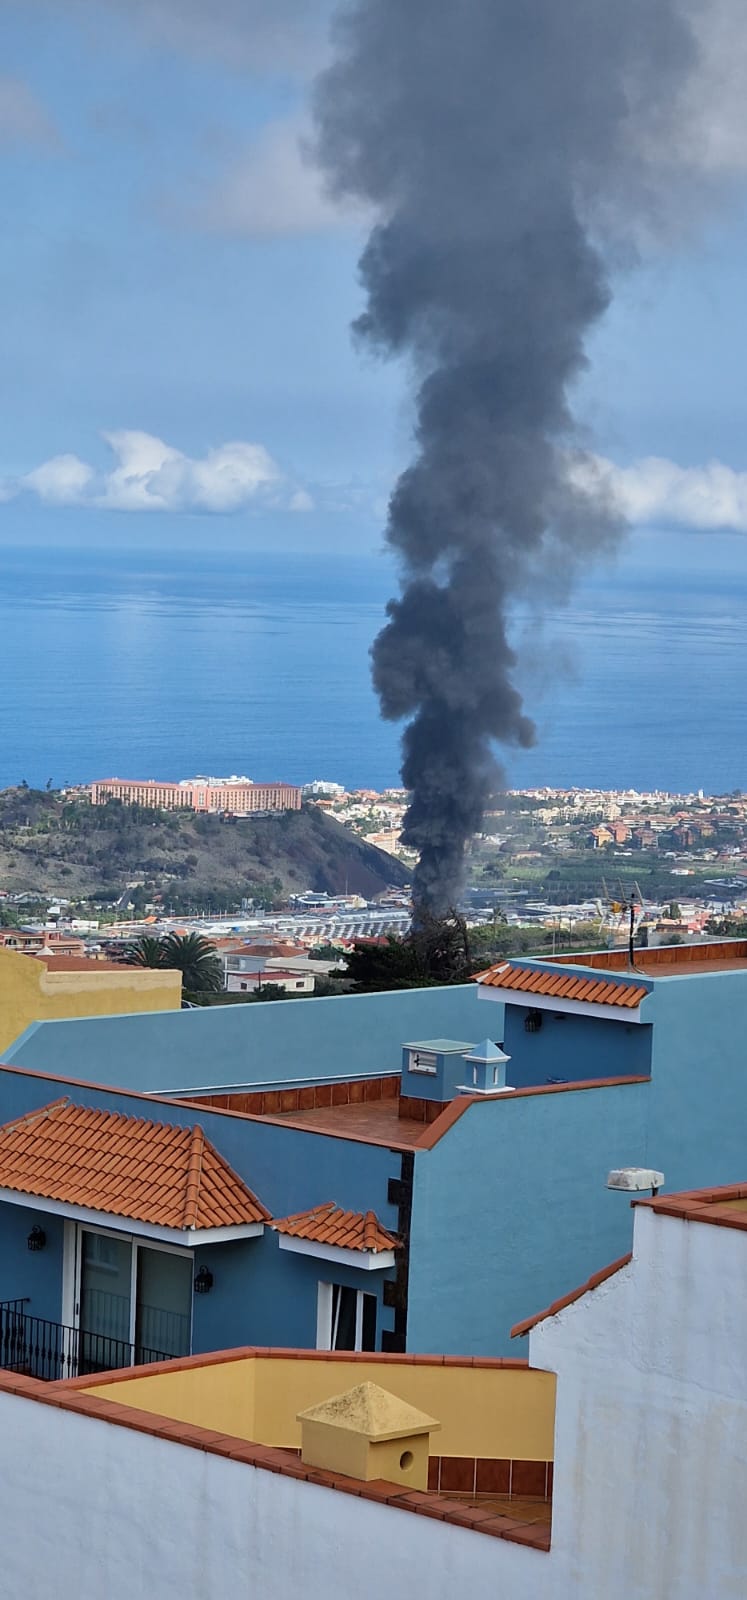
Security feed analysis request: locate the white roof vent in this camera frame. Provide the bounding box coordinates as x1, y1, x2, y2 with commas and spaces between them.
607, 1167, 664, 1194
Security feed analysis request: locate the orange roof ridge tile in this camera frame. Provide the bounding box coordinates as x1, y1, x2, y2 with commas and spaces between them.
182, 1125, 205, 1230
273, 1200, 399, 1254
511, 1252, 633, 1338
1, 1095, 72, 1135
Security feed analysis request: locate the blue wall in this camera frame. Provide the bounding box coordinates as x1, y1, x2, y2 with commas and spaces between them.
3, 984, 487, 1096
501, 1004, 653, 1088
408, 1079, 650, 1356
643, 970, 747, 1191
192, 1231, 392, 1353
0, 1202, 65, 1323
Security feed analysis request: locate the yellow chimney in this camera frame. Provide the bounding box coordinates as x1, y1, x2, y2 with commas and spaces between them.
297, 1381, 439, 1491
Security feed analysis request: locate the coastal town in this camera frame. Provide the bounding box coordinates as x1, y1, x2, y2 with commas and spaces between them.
1, 777, 746, 995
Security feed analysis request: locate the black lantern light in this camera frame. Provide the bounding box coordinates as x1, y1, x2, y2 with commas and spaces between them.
194, 1264, 214, 1294
524, 1009, 543, 1033
27, 1225, 46, 1252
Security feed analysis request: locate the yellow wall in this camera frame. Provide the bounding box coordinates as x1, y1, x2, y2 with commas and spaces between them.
0, 946, 181, 1055
83, 1355, 556, 1461
83, 1356, 257, 1440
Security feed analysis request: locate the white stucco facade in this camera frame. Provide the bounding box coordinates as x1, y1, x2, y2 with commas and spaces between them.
0, 1388, 540, 1600
531, 1204, 747, 1599
1, 1200, 744, 1598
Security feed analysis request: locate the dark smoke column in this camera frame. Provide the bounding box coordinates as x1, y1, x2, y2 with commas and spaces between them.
314, 1, 696, 916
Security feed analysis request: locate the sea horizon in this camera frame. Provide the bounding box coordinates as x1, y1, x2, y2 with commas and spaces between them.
1, 532, 746, 797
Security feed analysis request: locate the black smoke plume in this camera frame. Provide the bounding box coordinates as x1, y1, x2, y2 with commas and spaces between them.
314, 2, 698, 915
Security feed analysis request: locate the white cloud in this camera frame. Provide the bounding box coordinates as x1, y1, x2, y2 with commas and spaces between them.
570, 452, 747, 532
2, 431, 312, 515
23, 454, 95, 505
191, 116, 366, 238
0, 76, 58, 148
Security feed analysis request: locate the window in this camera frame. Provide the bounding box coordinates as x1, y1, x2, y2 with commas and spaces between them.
317, 1283, 377, 1352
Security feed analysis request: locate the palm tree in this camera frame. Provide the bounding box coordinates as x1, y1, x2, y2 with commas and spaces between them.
159, 933, 223, 999
122, 936, 166, 969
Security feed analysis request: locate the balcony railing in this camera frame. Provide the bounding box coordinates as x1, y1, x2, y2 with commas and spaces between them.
0, 1300, 174, 1382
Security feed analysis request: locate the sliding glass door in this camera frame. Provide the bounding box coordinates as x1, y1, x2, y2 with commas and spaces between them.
76, 1227, 192, 1371
136, 1247, 192, 1361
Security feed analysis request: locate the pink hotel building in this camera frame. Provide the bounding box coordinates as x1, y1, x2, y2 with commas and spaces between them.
90, 777, 302, 815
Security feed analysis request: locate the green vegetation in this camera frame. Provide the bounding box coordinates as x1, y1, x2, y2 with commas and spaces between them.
122, 931, 223, 1004
346, 914, 610, 995
0, 789, 409, 907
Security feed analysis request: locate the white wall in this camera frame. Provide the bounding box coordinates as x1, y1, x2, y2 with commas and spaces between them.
531, 1208, 747, 1600
0, 1389, 544, 1600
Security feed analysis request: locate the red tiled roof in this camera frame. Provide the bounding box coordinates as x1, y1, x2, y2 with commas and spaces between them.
511, 1253, 633, 1338
476, 962, 648, 1009
273, 1201, 398, 1254
0, 1098, 270, 1230
29, 954, 126, 972
635, 1181, 747, 1233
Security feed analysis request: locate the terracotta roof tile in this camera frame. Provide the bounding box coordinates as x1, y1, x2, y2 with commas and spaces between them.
511, 1252, 633, 1338
29, 954, 127, 972
0, 1098, 270, 1231
272, 1201, 399, 1254
475, 962, 648, 1009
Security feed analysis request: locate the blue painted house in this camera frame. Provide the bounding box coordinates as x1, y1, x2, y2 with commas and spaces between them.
1, 942, 747, 1372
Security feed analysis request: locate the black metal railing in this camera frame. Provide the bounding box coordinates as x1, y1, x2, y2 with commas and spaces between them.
0, 1300, 175, 1382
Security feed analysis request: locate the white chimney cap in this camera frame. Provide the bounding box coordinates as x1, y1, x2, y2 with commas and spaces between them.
607, 1167, 664, 1192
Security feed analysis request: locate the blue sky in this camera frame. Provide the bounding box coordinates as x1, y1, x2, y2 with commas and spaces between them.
3, 0, 747, 554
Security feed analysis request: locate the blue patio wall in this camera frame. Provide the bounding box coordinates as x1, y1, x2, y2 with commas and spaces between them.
1, 1202, 65, 1324
0, 1067, 402, 1352
3, 983, 488, 1097
499, 1002, 653, 1087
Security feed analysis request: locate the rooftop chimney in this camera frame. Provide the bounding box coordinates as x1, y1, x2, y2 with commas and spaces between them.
457, 1038, 514, 1096
297, 1382, 439, 1490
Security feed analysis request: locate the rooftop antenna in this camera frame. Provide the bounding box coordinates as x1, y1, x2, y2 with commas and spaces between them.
608, 890, 640, 970
598, 881, 644, 966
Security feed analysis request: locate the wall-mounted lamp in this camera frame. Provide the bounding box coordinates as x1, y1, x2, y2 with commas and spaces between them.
524, 1009, 543, 1033
193, 1265, 214, 1295
27, 1225, 46, 1252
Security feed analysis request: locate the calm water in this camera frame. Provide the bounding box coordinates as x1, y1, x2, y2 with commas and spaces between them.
1, 537, 746, 795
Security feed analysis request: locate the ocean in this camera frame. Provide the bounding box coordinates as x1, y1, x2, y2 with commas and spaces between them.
1, 534, 745, 796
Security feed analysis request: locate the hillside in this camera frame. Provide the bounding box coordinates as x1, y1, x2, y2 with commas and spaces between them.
0, 790, 410, 906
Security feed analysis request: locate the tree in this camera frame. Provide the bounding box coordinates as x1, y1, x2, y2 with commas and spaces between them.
247, 983, 288, 1003
122, 936, 165, 969
667, 902, 682, 921
346, 911, 475, 994
121, 931, 223, 1004
159, 932, 223, 1000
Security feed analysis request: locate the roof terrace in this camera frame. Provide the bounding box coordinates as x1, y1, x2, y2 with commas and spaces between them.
551, 938, 747, 979
50, 1345, 556, 1549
